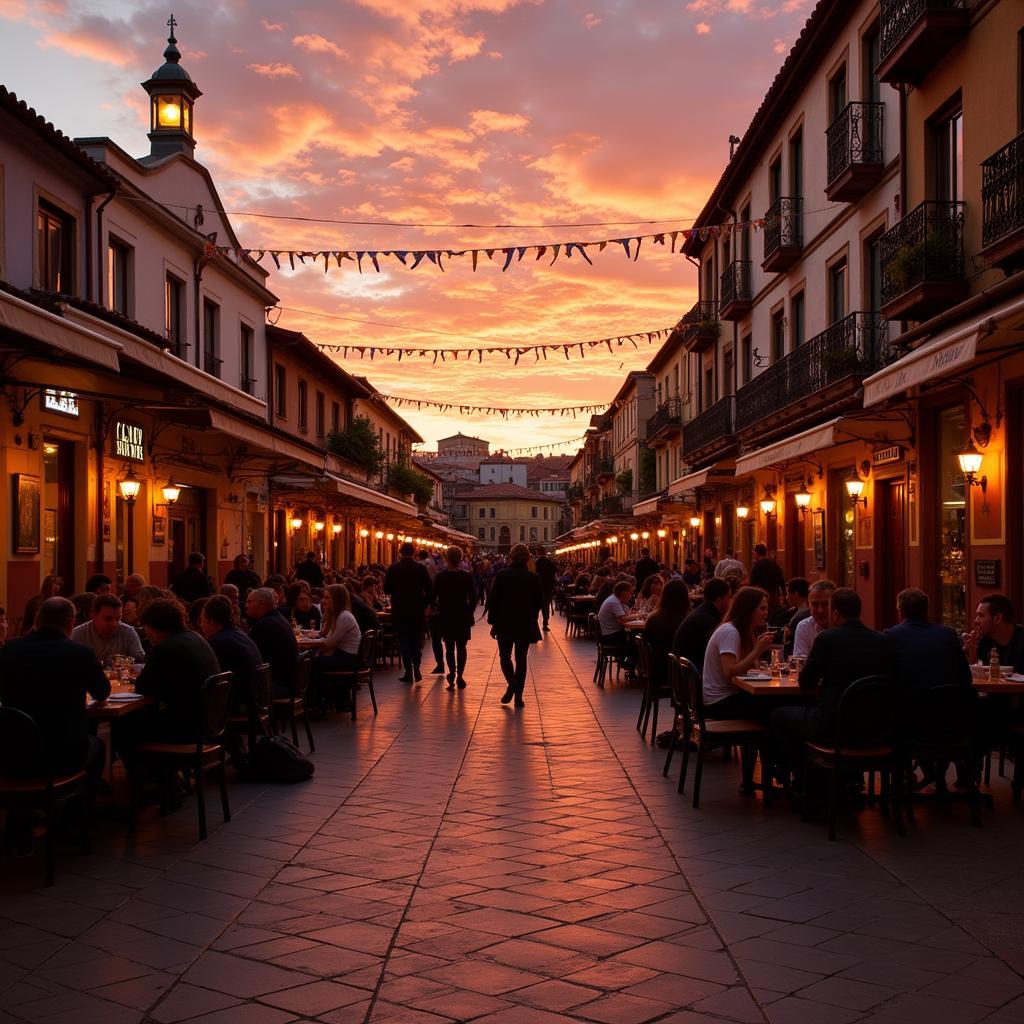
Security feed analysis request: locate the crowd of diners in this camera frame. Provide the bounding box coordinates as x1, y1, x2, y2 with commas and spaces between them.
558, 545, 1024, 798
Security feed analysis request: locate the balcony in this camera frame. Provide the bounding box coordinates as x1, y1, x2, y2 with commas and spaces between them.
720, 261, 752, 321
981, 131, 1024, 272
241, 375, 257, 395
826, 103, 885, 202
682, 396, 735, 461
595, 457, 615, 481
203, 353, 223, 378
677, 300, 719, 353
762, 197, 803, 272
646, 397, 683, 445
735, 313, 891, 434
876, 0, 970, 85
880, 200, 967, 320
599, 495, 624, 516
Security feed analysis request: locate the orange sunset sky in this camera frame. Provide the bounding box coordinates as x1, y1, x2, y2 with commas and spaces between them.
1, 0, 814, 452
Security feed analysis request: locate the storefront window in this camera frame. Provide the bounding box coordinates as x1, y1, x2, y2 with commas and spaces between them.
829, 468, 856, 587
938, 406, 968, 633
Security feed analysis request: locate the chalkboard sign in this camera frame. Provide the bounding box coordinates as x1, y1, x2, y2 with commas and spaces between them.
975, 559, 1001, 588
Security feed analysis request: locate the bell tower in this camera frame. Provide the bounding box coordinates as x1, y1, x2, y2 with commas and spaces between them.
141, 15, 202, 159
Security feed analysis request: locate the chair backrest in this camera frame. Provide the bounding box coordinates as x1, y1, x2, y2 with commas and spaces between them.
358, 629, 377, 670
635, 636, 652, 684
588, 612, 601, 644
835, 675, 898, 750
201, 672, 235, 741
294, 652, 313, 699
252, 663, 272, 713
910, 684, 977, 747
678, 655, 704, 726
0, 706, 49, 784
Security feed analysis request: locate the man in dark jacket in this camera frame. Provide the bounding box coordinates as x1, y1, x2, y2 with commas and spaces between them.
201, 595, 263, 711
245, 588, 298, 698
171, 552, 214, 604
771, 588, 895, 769
223, 554, 261, 599
0, 597, 110, 852
486, 544, 544, 708
348, 584, 381, 635
295, 551, 325, 588
886, 588, 970, 692
672, 577, 730, 674
384, 542, 433, 682
634, 548, 659, 591
534, 548, 557, 632
749, 544, 786, 608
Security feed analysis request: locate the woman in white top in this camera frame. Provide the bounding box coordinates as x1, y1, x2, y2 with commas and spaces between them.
701, 586, 774, 720
310, 584, 362, 680
633, 574, 664, 617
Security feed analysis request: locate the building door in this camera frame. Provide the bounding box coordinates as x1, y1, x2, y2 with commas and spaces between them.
937, 406, 968, 632
42, 439, 76, 591
877, 479, 906, 628
498, 525, 511, 551
785, 493, 805, 578
169, 486, 206, 581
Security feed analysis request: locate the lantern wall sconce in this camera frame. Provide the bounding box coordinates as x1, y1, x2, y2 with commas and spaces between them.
159, 478, 181, 507
794, 484, 812, 518
759, 485, 778, 521
656, 528, 666, 539
290, 516, 304, 531
118, 468, 141, 503
629, 531, 640, 541
958, 438, 987, 494
314, 519, 326, 533
845, 471, 867, 509
359, 528, 369, 538
736, 504, 749, 520
332, 522, 342, 535
641, 530, 650, 540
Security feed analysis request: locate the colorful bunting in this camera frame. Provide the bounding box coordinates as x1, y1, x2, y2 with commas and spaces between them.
374, 394, 616, 418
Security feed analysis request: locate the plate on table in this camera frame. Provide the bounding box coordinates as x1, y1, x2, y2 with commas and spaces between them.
105, 692, 140, 702
739, 673, 772, 681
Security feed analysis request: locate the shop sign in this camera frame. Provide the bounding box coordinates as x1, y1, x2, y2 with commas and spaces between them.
43, 389, 79, 418
975, 559, 1001, 588
872, 445, 903, 468
114, 420, 145, 462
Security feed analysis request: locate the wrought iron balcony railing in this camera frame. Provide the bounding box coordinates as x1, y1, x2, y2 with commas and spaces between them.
763, 196, 803, 261
241, 375, 257, 395
735, 313, 891, 432
879, 0, 964, 64
203, 353, 223, 378
599, 495, 624, 516
982, 131, 1024, 250
682, 396, 735, 458
720, 261, 751, 309
827, 103, 885, 187
677, 300, 719, 348
646, 397, 683, 439
880, 200, 965, 308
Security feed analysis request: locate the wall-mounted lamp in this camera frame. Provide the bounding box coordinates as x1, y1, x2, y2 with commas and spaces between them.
957, 437, 987, 494
794, 485, 812, 518
290, 516, 305, 531
845, 471, 867, 508
386, 532, 394, 541
759, 485, 777, 521
736, 504, 749, 520
314, 519, 325, 533
359, 528, 369, 538
657, 529, 666, 539
160, 478, 181, 506
641, 530, 650, 541
689, 515, 701, 529
629, 531, 639, 541
607, 535, 618, 544
375, 530, 385, 540
118, 468, 141, 503
332, 523, 343, 535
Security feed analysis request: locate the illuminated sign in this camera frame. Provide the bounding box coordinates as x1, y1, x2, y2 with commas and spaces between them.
43, 390, 79, 417
114, 420, 145, 462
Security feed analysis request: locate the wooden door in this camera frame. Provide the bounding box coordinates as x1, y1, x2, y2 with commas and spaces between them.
878, 480, 906, 628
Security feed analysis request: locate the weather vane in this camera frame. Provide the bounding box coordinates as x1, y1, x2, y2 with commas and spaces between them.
167, 14, 177, 41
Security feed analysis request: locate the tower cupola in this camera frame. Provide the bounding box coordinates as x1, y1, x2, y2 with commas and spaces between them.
141, 15, 202, 159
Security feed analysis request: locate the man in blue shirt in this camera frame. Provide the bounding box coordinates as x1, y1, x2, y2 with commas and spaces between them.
886, 588, 971, 692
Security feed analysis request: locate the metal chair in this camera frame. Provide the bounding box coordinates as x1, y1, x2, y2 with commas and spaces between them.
225, 663, 271, 754
636, 637, 670, 743
588, 613, 629, 687
663, 654, 768, 808
318, 630, 379, 721
131, 672, 234, 841
0, 707, 92, 886
802, 675, 904, 841
272, 652, 316, 752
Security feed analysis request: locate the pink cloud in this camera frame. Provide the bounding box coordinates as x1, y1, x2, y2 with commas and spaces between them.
292, 33, 348, 59
261, 18, 285, 31
695, 22, 711, 35
468, 109, 530, 135
248, 62, 301, 79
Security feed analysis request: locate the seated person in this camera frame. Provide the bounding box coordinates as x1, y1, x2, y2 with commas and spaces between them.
771, 588, 895, 771
246, 587, 299, 698
673, 577, 731, 675
598, 581, 635, 649
117, 599, 221, 760
792, 580, 836, 658
307, 584, 362, 677
782, 578, 810, 655
285, 583, 322, 631
71, 593, 146, 664
681, 560, 702, 587
633, 574, 664, 617
642, 580, 691, 690
347, 582, 381, 634
887, 588, 970, 692
0, 597, 110, 852
201, 595, 263, 712
700, 586, 775, 720
964, 594, 1024, 672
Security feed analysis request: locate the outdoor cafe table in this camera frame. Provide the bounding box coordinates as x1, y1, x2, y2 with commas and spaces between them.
86, 693, 155, 722
732, 674, 1024, 697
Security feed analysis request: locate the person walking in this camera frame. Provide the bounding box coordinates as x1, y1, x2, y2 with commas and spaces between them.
171, 552, 214, 604
486, 543, 544, 708
384, 542, 433, 683
433, 546, 477, 689
535, 547, 557, 632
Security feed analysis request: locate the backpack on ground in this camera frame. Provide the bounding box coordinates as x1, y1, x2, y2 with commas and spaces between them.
242, 735, 315, 783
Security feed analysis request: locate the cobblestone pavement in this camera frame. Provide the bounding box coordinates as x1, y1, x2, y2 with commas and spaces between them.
1, 621, 1023, 1024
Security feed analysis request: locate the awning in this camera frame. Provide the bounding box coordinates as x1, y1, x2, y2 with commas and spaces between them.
207, 410, 326, 467
632, 494, 663, 516
735, 418, 842, 476
862, 325, 979, 407
0, 291, 122, 371
668, 466, 734, 497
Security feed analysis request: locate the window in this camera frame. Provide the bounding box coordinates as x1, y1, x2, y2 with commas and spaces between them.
863, 26, 881, 106
273, 363, 286, 417
107, 238, 132, 315
702, 257, 714, 300
543, 506, 549, 520
489, 507, 496, 518
703, 366, 714, 409
315, 391, 325, 438
330, 401, 340, 434
769, 155, 783, 204
490, 526, 496, 541
934, 106, 964, 203
741, 334, 752, 385
791, 292, 805, 348
478, 527, 485, 539
297, 380, 308, 430
202, 300, 220, 377
520, 526, 526, 541
531, 506, 538, 518
478, 507, 486, 519
37, 200, 73, 294
165, 274, 185, 357
543, 527, 549, 541
865, 236, 882, 313
240, 323, 254, 393
529, 527, 538, 542
789, 129, 803, 199
738, 203, 751, 261
828, 65, 847, 121
723, 346, 734, 395
771, 309, 785, 363
828, 260, 847, 323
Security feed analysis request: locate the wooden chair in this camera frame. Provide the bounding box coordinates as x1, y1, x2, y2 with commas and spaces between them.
317, 630, 378, 721
566, 599, 590, 638
130, 672, 233, 841
662, 654, 768, 809
0, 708, 91, 886
273, 652, 316, 752
636, 637, 670, 743
802, 675, 904, 841
588, 613, 629, 687
225, 663, 271, 754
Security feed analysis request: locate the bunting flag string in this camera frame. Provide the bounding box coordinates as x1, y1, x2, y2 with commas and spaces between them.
415, 435, 586, 457
375, 394, 614, 418
313, 323, 678, 363
224, 217, 771, 276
